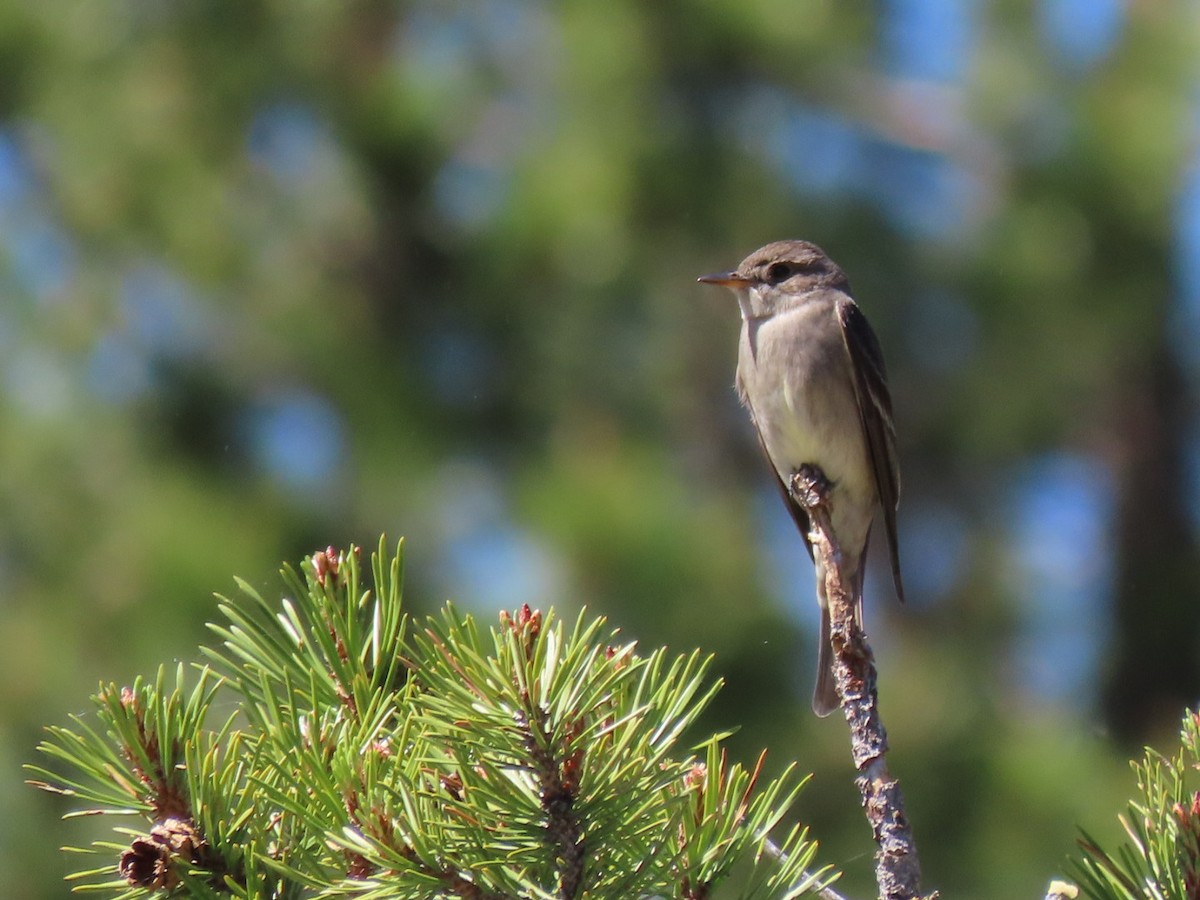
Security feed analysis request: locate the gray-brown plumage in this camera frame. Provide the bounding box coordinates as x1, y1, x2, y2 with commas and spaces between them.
699, 240, 903, 716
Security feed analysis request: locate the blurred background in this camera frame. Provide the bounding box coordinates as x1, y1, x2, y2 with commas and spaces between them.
3, 1, 1199, 896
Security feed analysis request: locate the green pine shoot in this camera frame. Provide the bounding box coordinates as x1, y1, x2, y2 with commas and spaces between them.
1070, 709, 1200, 899
28, 537, 836, 899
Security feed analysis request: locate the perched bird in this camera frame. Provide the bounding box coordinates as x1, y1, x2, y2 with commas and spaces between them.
698, 240, 904, 716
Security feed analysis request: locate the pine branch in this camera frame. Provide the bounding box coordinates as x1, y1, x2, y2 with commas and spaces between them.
29, 537, 840, 899
1065, 708, 1200, 900
789, 466, 930, 900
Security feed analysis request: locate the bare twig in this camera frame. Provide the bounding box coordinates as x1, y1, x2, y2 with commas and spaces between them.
790, 466, 931, 900
763, 836, 854, 900
1043, 880, 1080, 900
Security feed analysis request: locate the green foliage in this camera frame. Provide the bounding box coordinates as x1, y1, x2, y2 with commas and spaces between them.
29, 539, 835, 899
1069, 709, 1200, 899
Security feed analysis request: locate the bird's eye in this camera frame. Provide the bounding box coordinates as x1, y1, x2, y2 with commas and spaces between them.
766, 262, 793, 283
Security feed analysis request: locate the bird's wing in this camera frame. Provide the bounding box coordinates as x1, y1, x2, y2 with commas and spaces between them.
836, 298, 904, 603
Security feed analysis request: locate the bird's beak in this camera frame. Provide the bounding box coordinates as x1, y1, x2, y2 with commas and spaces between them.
697, 270, 750, 288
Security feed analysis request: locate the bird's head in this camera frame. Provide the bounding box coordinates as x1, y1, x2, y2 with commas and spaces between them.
698, 239, 849, 320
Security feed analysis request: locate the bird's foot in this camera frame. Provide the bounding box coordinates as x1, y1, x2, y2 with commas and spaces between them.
790, 464, 832, 510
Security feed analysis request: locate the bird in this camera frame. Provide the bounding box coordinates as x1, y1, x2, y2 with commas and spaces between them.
698, 239, 904, 716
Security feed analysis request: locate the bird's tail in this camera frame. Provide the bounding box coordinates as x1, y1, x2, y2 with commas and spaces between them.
810, 566, 865, 718
812, 609, 839, 716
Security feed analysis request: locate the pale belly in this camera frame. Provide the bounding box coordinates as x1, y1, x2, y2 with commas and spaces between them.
739, 308, 876, 553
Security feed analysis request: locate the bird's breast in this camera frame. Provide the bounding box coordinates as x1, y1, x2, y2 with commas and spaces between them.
737, 305, 872, 507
